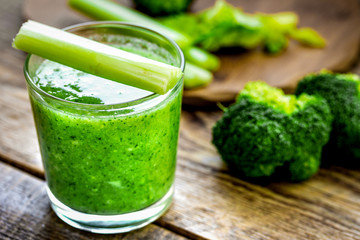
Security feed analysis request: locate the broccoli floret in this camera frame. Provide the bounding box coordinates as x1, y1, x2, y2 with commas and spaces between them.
212, 82, 333, 181
295, 71, 360, 166
133, 0, 193, 16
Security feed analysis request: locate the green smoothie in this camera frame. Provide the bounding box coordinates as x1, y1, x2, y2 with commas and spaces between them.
28, 37, 183, 215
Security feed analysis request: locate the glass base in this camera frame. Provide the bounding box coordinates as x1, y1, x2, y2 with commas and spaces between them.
47, 185, 174, 234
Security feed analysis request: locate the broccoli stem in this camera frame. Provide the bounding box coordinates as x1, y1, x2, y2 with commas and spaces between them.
68, 0, 220, 71
13, 20, 183, 94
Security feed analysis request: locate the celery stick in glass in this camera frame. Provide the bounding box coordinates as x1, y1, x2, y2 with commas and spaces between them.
13, 20, 182, 94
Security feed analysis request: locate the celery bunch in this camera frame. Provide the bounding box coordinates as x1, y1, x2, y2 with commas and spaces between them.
161, 0, 326, 53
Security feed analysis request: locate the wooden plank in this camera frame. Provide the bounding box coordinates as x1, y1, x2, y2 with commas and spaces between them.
0, 0, 28, 89
23, 0, 360, 105
1, 85, 360, 239
0, 49, 27, 89
0, 162, 189, 240
0, 84, 42, 178
352, 58, 360, 76
164, 161, 360, 240
178, 111, 224, 170
0, 0, 24, 50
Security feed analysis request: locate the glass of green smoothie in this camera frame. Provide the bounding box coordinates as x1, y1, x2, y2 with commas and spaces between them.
24, 22, 184, 234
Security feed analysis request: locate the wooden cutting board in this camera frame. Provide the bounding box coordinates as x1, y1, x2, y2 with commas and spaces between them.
23, 0, 360, 105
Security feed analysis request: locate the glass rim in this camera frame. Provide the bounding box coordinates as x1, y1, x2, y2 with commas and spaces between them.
24, 21, 185, 109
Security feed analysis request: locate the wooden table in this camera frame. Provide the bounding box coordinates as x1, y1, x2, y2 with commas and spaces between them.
1, 0, 360, 239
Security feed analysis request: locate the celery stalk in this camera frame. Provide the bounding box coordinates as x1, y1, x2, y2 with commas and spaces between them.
69, 0, 192, 48
68, 0, 220, 71
183, 47, 220, 71
13, 20, 183, 94
289, 28, 326, 48
184, 63, 213, 89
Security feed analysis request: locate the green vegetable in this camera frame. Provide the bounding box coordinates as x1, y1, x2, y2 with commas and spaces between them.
290, 27, 326, 48
161, 0, 326, 53
160, 2, 263, 52
133, 0, 193, 16
259, 12, 297, 54
212, 81, 332, 181
184, 63, 212, 89
183, 47, 220, 71
13, 20, 183, 94
69, 0, 220, 89
69, 0, 192, 48
295, 71, 360, 166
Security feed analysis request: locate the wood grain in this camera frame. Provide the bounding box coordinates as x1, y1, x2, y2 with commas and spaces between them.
0, 162, 189, 240
0, 0, 29, 89
353, 56, 360, 75
166, 161, 360, 240
23, 0, 360, 105
0, 0, 24, 50
0, 49, 27, 88
0, 84, 42, 178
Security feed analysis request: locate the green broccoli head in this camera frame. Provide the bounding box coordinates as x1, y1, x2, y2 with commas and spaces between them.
295, 71, 360, 166
212, 82, 333, 182
133, 0, 193, 16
